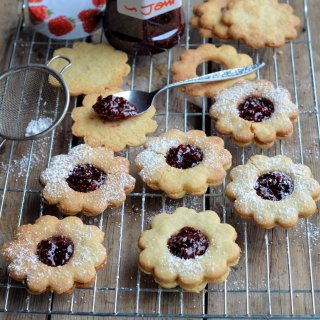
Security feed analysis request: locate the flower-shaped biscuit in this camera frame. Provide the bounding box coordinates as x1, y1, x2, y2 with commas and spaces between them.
210, 80, 299, 148
191, 0, 230, 39
71, 89, 158, 152
40, 144, 135, 216
1, 215, 106, 294
138, 207, 241, 292
222, 0, 301, 49
171, 44, 255, 97
135, 129, 232, 199
49, 42, 130, 96
226, 155, 320, 228
190, 15, 215, 38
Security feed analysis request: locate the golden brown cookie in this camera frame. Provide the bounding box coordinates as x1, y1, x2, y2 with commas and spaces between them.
71, 89, 158, 152
193, 0, 230, 39
209, 80, 299, 148
171, 44, 255, 97
222, 0, 301, 49
40, 144, 135, 216
138, 207, 241, 292
190, 15, 214, 38
226, 155, 320, 229
49, 42, 130, 96
135, 129, 232, 199
2, 215, 106, 294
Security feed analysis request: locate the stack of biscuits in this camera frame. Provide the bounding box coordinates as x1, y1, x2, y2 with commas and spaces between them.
191, 0, 301, 49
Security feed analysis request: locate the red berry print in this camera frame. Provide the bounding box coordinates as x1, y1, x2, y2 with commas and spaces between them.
48, 16, 75, 36
92, 0, 106, 7
29, 5, 51, 24
78, 9, 101, 33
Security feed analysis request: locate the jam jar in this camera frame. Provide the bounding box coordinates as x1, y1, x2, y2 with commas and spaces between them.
103, 0, 185, 55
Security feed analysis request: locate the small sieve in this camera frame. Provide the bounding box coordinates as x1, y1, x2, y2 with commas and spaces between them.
0, 55, 72, 148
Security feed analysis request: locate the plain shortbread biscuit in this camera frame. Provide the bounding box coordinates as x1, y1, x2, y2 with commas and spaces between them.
222, 0, 301, 48
49, 42, 130, 96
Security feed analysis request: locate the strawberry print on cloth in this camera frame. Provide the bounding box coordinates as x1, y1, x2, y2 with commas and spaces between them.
28, 0, 106, 40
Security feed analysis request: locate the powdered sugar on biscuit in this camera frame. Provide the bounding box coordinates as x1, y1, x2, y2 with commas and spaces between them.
210, 80, 299, 148
227, 155, 320, 228
136, 130, 232, 185
2, 216, 106, 294
40, 144, 135, 215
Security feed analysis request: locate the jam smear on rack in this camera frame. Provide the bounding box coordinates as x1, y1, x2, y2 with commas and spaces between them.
166, 144, 204, 169
168, 226, 208, 259
37, 236, 74, 267
93, 95, 138, 120
255, 171, 294, 201
238, 96, 274, 122
66, 164, 106, 193
103, 1, 185, 55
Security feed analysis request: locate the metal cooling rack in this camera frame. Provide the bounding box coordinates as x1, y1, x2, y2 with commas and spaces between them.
1, 0, 320, 318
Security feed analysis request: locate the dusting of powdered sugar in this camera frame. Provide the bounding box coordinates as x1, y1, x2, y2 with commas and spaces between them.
229, 156, 319, 225
136, 132, 231, 180
3, 220, 105, 289
3, 237, 49, 278
0, 136, 50, 180
292, 219, 320, 248
159, 253, 205, 278
211, 80, 297, 117
41, 144, 135, 207
41, 144, 100, 196
25, 117, 53, 137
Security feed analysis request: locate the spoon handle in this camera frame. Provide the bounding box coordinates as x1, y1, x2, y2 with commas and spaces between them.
156, 62, 265, 95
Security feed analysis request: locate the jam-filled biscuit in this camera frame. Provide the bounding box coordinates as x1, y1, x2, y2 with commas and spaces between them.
226, 155, 320, 229
71, 88, 158, 152
222, 0, 301, 49
40, 144, 135, 216
138, 207, 241, 292
1, 215, 106, 294
210, 80, 299, 148
135, 129, 232, 199
171, 44, 255, 97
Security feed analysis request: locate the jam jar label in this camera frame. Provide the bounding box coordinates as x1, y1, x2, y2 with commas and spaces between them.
117, 0, 182, 20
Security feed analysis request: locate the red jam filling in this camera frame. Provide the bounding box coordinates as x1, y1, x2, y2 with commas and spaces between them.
238, 96, 274, 122
166, 144, 203, 169
92, 95, 138, 120
167, 226, 208, 259
255, 171, 294, 201
37, 236, 74, 267
66, 164, 106, 193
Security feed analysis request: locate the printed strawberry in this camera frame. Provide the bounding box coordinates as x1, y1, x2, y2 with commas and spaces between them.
48, 16, 75, 36
78, 9, 101, 33
29, 5, 51, 24
92, 0, 106, 7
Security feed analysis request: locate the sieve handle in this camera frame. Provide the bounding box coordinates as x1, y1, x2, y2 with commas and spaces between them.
47, 55, 72, 74
0, 139, 6, 149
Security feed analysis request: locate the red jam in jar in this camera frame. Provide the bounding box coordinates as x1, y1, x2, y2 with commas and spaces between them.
103, 0, 185, 55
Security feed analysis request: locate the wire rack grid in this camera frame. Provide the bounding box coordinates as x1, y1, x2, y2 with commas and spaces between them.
1, 0, 320, 318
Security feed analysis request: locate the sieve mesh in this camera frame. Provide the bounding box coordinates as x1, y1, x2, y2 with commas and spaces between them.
0, 64, 69, 141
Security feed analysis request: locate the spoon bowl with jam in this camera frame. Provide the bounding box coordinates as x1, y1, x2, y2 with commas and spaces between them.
101, 63, 266, 117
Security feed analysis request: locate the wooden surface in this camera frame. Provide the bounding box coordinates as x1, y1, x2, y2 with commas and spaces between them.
1, 0, 320, 319
0, 1, 20, 72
